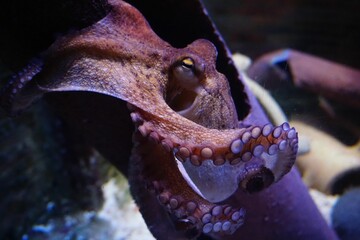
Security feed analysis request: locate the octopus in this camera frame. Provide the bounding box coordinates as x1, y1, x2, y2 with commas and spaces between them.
0, 0, 299, 239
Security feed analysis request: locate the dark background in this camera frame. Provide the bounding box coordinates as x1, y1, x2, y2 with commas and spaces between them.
203, 0, 360, 68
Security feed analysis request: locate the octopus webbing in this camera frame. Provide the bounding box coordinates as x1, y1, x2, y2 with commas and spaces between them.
0, 0, 298, 238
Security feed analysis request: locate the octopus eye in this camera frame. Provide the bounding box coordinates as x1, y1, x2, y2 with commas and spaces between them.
240, 167, 275, 193
173, 57, 197, 81
171, 57, 200, 91
181, 57, 195, 70
167, 57, 201, 113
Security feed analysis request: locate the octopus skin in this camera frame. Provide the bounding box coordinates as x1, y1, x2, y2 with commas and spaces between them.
0, 0, 298, 238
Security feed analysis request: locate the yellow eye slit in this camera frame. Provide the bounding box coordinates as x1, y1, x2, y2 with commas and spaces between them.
182, 58, 194, 68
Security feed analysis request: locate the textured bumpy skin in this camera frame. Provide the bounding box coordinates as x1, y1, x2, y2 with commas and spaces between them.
0, 0, 299, 239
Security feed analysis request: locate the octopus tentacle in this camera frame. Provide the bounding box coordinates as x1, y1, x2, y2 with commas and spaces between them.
130, 106, 298, 203
0, 59, 43, 113
137, 109, 297, 169
130, 130, 246, 238
129, 107, 297, 235
149, 179, 246, 235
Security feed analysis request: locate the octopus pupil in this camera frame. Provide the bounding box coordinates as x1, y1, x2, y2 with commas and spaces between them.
182, 61, 189, 67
